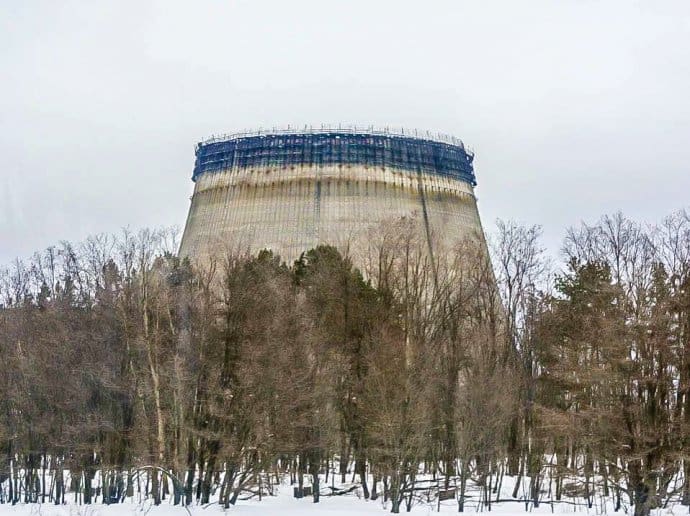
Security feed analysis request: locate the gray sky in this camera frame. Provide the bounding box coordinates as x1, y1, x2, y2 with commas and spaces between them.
2, 0, 689, 265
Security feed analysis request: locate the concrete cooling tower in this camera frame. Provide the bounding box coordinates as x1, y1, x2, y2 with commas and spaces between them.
179, 127, 487, 265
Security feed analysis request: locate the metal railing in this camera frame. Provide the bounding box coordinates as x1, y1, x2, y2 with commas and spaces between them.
198, 125, 469, 151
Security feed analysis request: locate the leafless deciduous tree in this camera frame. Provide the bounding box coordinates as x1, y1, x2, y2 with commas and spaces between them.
0, 210, 689, 516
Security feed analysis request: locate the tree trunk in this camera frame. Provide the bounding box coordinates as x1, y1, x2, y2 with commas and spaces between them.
458, 461, 467, 512
390, 473, 401, 514
54, 465, 63, 505
371, 471, 379, 501
151, 468, 161, 505
356, 455, 369, 499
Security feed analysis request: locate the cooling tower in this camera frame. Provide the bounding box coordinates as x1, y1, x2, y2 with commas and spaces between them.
179, 127, 487, 265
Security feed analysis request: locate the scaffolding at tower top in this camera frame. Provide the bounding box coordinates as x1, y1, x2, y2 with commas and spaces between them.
199, 125, 469, 149
192, 127, 476, 186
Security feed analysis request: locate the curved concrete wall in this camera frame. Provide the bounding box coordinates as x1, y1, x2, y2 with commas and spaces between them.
179, 162, 487, 266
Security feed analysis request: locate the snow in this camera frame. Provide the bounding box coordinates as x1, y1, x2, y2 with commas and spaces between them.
0, 471, 683, 516
0, 482, 682, 516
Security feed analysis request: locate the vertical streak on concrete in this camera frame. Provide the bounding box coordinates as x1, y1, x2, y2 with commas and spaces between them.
314, 145, 322, 244
414, 144, 439, 291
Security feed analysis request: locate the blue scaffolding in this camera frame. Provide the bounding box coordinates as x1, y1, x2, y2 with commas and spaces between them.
191, 129, 476, 186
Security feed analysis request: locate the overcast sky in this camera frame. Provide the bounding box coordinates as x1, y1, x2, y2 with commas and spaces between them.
2, 0, 689, 265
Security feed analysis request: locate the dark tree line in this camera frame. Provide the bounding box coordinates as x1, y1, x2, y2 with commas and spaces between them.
0, 210, 689, 515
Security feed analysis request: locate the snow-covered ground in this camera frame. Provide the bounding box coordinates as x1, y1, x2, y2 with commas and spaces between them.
0, 497, 607, 516
0, 482, 681, 516
0, 471, 683, 516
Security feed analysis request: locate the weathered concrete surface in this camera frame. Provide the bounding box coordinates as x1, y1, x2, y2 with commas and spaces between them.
179, 163, 486, 266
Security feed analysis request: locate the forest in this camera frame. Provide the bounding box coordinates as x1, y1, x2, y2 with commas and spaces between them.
0, 210, 689, 516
